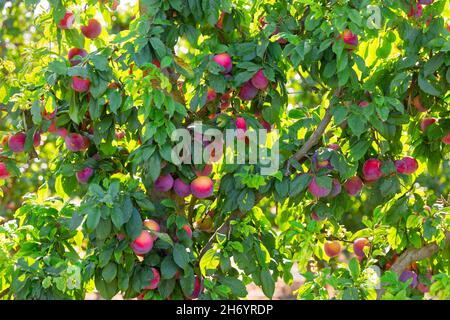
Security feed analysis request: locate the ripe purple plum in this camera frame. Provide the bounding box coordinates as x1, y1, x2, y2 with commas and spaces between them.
58, 12, 75, 29
395, 156, 418, 175
8, 133, 26, 153
130, 230, 154, 255
353, 238, 370, 258
65, 133, 89, 152
238, 81, 258, 101
72, 76, 90, 93
308, 176, 331, 198
68, 48, 88, 66
399, 270, 418, 288
340, 29, 358, 48
187, 276, 204, 299
76, 167, 94, 184
81, 19, 102, 39
154, 174, 174, 192
329, 179, 342, 197
212, 53, 232, 74
362, 158, 382, 182
144, 268, 160, 290
250, 69, 268, 90
420, 118, 437, 132
173, 178, 191, 197
191, 176, 214, 199
207, 88, 216, 102
344, 176, 364, 196
0, 163, 10, 179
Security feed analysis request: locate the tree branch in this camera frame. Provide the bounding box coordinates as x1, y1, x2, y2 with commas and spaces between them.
291, 105, 333, 162
390, 231, 450, 276
197, 211, 241, 263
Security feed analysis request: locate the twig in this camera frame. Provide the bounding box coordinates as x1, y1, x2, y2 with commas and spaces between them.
291, 106, 333, 162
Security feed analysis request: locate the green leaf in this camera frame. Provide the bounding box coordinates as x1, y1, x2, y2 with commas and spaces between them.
108, 90, 122, 114
260, 268, 275, 298
125, 208, 142, 240
348, 114, 367, 137
102, 262, 117, 283
179, 267, 195, 296
349, 258, 360, 280
158, 278, 176, 299
86, 207, 101, 231
418, 74, 441, 96
173, 243, 190, 269
332, 105, 348, 125
348, 140, 370, 162
199, 249, 220, 276
161, 255, 178, 279
290, 174, 311, 196
219, 276, 247, 297
237, 189, 255, 213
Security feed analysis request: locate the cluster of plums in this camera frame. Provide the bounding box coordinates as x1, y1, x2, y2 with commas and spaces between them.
323, 237, 370, 261
122, 219, 203, 299
153, 166, 214, 199
306, 144, 420, 199
207, 52, 270, 103
58, 11, 104, 93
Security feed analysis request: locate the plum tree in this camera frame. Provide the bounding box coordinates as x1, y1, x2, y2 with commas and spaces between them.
81, 19, 102, 39
1, 0, 449, 302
